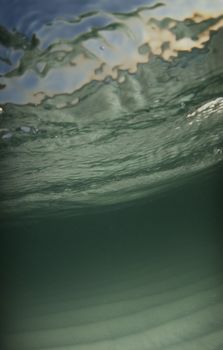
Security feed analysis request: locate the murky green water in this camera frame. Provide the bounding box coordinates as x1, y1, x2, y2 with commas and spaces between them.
1, 1, 223, 349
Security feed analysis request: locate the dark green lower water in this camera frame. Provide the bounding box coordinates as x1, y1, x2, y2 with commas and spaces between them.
1, 164, 223, 350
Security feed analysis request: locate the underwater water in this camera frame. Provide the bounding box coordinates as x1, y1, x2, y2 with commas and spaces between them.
0, 0, 223, 349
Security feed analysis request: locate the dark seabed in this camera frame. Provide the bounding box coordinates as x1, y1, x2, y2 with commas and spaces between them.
0, 1, 223, 349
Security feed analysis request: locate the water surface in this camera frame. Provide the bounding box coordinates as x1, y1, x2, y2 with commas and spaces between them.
0, 1, 223, 349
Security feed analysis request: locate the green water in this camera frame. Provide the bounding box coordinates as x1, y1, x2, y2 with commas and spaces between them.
1, 0, 223, 349
2, 168, 223, 349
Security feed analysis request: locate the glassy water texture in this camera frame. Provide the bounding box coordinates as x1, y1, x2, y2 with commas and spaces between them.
0, 1, 223, 350
0, 0, 223, 218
